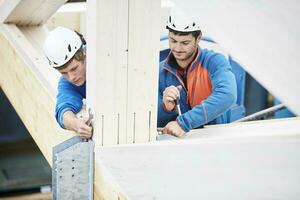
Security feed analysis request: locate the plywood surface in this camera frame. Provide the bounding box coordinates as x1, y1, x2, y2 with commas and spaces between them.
96, 118, 300, 199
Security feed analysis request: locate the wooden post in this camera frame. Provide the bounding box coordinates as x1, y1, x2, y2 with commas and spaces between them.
87, 0, 160, 146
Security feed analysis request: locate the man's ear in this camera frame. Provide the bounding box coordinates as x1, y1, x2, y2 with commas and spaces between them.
196, 31, 202, 43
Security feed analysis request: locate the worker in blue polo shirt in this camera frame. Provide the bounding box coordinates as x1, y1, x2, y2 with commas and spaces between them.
43, 26, 92, 139
158, 10, 237, 137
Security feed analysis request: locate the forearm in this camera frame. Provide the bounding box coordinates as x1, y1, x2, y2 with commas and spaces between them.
177, 70, 237, 131
61, 110, 80, 132
61, 110, 93, 139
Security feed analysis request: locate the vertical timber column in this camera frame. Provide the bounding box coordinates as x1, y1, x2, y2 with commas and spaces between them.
87, 0, 129, 146
87, 0, 160, 146
126, 0, 160, 143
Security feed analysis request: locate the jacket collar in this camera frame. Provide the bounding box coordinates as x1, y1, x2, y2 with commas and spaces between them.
163, 45, 201, 73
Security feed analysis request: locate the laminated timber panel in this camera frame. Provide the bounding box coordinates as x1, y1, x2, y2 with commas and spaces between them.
87, 0, 129, 146
0, 26, 72, 163
96, 136, 300, 199
184, 117, 300, 140
87, 0, 160, 146
126, 0, 160, 143
0, 0, 68, 26
95, 118, 300, 199
0, 24, 59, 96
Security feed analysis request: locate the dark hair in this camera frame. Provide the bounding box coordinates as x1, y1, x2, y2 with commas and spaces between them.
167, 27, 202, 39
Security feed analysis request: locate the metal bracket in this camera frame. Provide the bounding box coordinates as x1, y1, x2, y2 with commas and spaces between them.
52, 136, 94, 200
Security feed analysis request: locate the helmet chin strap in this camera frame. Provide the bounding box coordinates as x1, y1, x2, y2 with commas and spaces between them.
75, 31, 86, 45
81, 44, 87, 54
74, 31, 87, 55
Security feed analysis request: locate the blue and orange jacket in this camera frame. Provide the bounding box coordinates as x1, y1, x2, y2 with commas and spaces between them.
55, 76, 86, 128
157, 47, 237, 132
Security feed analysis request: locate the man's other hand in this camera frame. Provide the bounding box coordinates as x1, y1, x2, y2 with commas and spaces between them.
157, 120, 185, 137
162, 85, 182, 112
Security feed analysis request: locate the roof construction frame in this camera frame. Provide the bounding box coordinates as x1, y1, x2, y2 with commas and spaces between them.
1, 0, 300, 199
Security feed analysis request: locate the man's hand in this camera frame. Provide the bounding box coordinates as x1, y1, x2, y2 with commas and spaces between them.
62, 110, 93, 139
157, 121, 185, 137
162, 85, 182, 112
74, 117, 93, 139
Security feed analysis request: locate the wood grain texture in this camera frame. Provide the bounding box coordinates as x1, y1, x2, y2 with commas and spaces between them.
95, 118, 300, 199
126, 0, 160, 143
87, 0, 160, 146
0, 29, 72, 164
0, 0, 67, 26
86, 0, 129, 146
184, 117, 300, 140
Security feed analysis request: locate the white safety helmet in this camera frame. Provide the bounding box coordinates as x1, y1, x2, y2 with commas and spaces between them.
43, 26, 84, 68
166, 9, 201, 32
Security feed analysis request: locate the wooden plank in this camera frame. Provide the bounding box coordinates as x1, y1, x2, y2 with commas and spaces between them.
96, 136, 300, 199
45, 2, 86, 35
171, 0, 300, 115
184, 117, 300, 140
19, 26, 49, 57
0, 29, 72, 164
86, 0, 129, 145
0, 24, 59, 96
0, 0, 67, 26
126, 0, 160, 143
0, 0, 21, 23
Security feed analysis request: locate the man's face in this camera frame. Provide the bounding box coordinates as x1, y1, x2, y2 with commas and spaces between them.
58, 58, 86, 86
169, 32, 199, 63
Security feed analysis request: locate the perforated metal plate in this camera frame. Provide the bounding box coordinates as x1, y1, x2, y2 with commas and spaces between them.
52, 136, 94, 200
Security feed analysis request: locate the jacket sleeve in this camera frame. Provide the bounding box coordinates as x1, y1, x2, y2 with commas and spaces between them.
157, 66, 178, 127
177, 53, 237, 132
55, 77, 83, 128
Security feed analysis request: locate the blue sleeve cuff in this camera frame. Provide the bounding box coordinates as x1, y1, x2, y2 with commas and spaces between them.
56, 108, 75, 129
177, 115, 191, 133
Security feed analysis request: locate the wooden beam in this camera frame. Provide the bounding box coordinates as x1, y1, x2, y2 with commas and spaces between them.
0, 24, 59, 96
0, 0, 67, 26
87, 0, 129, 145
95, 117, 300, 199
184, 117, 300, 140
126, 0, 160, 143
176, 1, 300, 115
46, 2, 86, 36
96, 136, 300, 199
87, 0, 160, 146
0, 27, 72, 163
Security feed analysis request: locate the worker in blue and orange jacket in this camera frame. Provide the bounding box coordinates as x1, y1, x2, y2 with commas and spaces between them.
43, 27, 92, 139
157, 10, 237, 137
